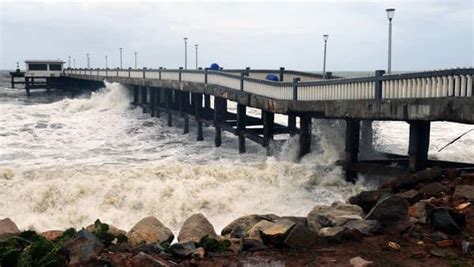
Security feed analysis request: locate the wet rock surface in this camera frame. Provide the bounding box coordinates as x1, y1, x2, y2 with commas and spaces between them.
127, 216, 174, 246
177, 213, 218, 243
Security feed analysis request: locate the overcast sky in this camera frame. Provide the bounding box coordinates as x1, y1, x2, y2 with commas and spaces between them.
1, 0, 473, 71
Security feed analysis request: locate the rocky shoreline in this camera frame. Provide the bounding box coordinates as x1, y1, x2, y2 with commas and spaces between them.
1, 167, 473, 266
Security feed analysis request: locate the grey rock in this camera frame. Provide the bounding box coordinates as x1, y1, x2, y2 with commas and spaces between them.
419, 182, 447, 198
261, 219, 296, 246
454, 185, 474, 201
395, 189, 419, 203
0, 218, 20, 240
284, 223, 318, 248
432, 231, 449, 242
248, 220, 275, 241
430, 208, 461, 234
365, 196, 410, 233
221, 214, 279, 236
169, 241, 196, 258
307, 202, 364, 233
348, 190, 392, 213
344, 220, 382, 236
62, 230, 104, 265
178, 213, 218, 243
127, 216, 174, 246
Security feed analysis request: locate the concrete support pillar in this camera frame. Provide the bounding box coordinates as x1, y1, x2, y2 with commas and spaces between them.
180, 91, 189, 134
155, 88, 161, 118
408, 121, 431, 172
237, 104, 247, 153
25, 77, 30, 96
194, 93, 204, 141
288, 114, 297, 136
150, 88, 156, 117
345, 119, 360, 183
299, 114, 312, 158
360, 120, 374, 152
263, 110, 274, 147
46, 78, 51, 94
166, 89, 172, 126
214, 97, 226, 147
141, 87, 148, 113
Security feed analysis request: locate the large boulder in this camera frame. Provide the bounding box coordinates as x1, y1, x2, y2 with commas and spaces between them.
430, 208, 465, 234
343, 220, 382, 236
418, 182, 447, 198
307, 202, 364, 233
127, 216, 174, 246
365, 196, 410, 233
177, 213, 218, 243
61, 230, 104, 265
0, 218, 20, 239
221, 214, 279, 236
283, 223, 318, 248
260, 218, 296, 246
349, 190, 392, 213
169, 241, 196, 258
395, 190, 419, 204
248, 220, 275, 241
453, 185, 474, 201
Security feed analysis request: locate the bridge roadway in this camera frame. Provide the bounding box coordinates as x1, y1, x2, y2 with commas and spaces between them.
61, 67, 474, 181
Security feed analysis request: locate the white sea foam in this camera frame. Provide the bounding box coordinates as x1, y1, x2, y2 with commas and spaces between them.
0, 82, 472, 234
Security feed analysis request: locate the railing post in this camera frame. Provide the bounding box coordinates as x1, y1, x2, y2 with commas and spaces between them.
158, 67, 162, 80
279, 67, 285, 81
204, 68, 209, 84
245, 67, 250, 76
106, 68, 108, 77
116, 68, 119, 77
179, 67, 183, 82
143, 67, 147, 79
374, 70, 385, 99
325, 72, 333, 79
292, 77, 300, 100
128, 67, 131, 78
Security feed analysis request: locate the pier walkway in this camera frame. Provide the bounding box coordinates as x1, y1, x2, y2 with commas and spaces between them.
60, 67, 474, 180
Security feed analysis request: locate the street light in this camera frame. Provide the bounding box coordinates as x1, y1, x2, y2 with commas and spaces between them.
105, 55, 108, 69
119, 48, 123, 69
73, 58, 75, 68
195, 44, 198, 70
184, 37, 188, 70
386, 8, 395, 74
86, 53, 90, 68
322, 34, 329, 78
134, 52, 137, 69
68, 56, 71, 68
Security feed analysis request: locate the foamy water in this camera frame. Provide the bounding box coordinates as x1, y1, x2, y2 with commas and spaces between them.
0, 81, 472, 234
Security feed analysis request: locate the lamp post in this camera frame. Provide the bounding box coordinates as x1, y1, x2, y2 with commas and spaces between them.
184, 37, 188, 70
119, 48, 123, 69
134, 52, 137, 69
105, 55, 108, 69
322, 34, 329, 78
195, 44, 198, 69
68, 56, 71, 68
386, 8, 395, 74
73, 58, 75, 68
86, 53, 90, 68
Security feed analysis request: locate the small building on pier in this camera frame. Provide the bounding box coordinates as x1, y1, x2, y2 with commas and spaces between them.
25, 60, 64, 77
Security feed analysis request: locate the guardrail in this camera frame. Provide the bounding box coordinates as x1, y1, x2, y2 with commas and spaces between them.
65, 67, 473, 101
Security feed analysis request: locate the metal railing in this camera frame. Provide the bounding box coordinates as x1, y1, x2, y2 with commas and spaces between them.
65, 67, 473, 101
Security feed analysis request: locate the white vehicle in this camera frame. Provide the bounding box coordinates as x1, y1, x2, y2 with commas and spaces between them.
25, 60, 64, 77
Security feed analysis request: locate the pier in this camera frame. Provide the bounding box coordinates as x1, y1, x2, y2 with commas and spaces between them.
12, 67, 474, 181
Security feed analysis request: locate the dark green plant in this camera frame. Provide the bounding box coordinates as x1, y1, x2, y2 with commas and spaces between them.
0, 229, 76, 267
92, 219, 127, 247
196, 235, 231, 253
